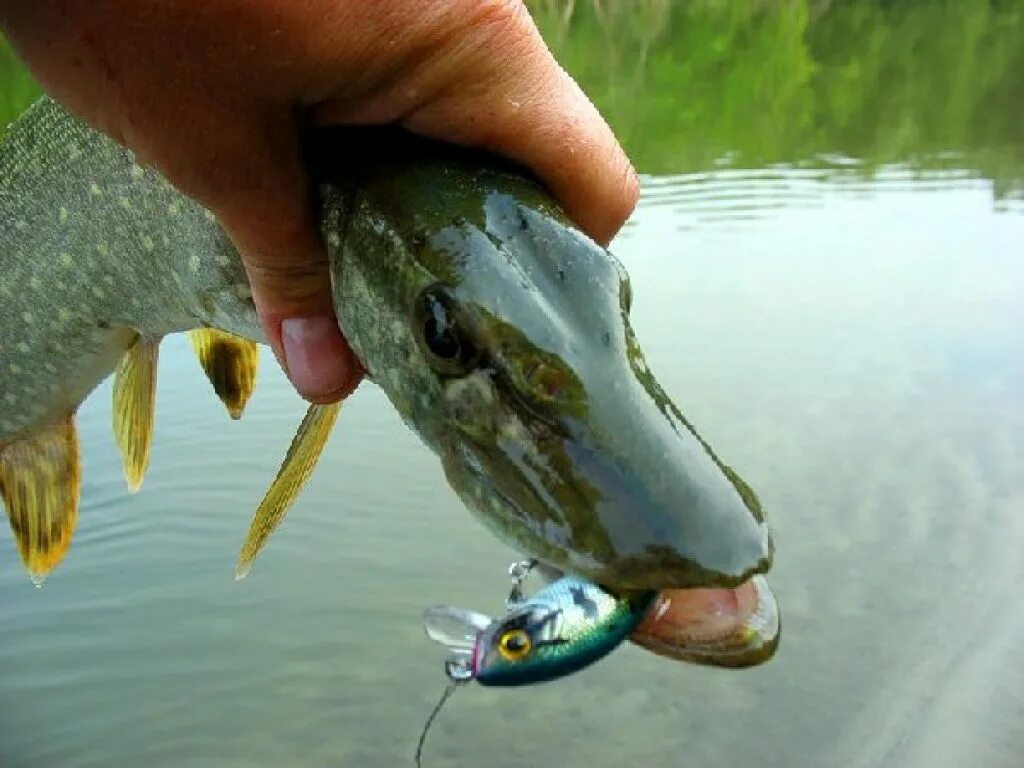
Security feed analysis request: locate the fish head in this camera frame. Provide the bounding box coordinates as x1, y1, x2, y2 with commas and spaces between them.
316, 131, 771, 591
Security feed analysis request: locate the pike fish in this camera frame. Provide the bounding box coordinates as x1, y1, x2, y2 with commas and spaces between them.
0, 98, 773, 616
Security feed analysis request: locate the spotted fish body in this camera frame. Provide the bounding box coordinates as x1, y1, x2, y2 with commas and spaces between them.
0, 99, 265, 577
0, 98, 262, 443
0, 96, 773, 597
472, 577, 655, 686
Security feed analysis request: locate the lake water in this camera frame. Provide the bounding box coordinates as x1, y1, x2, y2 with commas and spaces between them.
2, 2, 1024, 766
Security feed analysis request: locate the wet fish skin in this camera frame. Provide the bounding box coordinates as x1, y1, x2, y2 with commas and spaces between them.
311, 128, 771, 588
0, 98, 772, 590
0, 98, 262, 445
0, 98, 263, 579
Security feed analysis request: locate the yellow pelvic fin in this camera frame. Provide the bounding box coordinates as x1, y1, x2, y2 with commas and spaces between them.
0, 416, 81, 584
112, 336, 159, 492
188, 328, 259, 419
235, 402, 341, 580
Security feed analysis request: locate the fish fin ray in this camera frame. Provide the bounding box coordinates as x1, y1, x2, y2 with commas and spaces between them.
112, 336, 159, 492
188, 328, 259, 419
0, 416, 81, 583
235, 402, 341, 579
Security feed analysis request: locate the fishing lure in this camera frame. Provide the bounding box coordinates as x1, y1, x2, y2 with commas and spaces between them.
416, 560, 655, 764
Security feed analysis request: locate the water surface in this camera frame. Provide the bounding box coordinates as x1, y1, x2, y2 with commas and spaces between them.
2, 3, 1023, 766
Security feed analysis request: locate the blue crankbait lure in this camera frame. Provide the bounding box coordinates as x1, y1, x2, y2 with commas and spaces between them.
425, 560, 655, 686
415, 561, 655, 764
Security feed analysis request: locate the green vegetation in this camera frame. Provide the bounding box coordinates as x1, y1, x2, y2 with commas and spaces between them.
3, 2, 1022, 193
528, 0, 1024, 194
0, 37, 40, 138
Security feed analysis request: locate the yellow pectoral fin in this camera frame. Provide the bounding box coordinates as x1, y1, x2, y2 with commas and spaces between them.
0, 416, 81, 584
112, 336, 159, 492
188, 328, 259, 419
235, 402, 341, 580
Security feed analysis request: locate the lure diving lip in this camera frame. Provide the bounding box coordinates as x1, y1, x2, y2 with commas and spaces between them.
422, 605, 492, 682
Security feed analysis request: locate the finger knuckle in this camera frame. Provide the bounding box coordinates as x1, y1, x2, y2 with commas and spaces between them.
447, 0, 540, 63
244, 260, 330, 303
463, 0, 531, 38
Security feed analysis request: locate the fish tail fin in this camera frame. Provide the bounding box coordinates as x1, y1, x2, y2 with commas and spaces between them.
188, 328, 259, 420
0, 415, 81, 584
235, 402, 340, 580
112, 336, 160, 492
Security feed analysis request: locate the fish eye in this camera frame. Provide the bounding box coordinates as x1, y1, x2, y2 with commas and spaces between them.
414, 286, 479, 375
497, 628, 532, 661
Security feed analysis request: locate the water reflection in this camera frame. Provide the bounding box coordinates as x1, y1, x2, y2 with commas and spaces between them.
528, 0, 1024, 199
640, 165, 1024, 227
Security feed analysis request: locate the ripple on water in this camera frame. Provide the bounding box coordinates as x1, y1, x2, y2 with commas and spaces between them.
2, 168, 1024, 767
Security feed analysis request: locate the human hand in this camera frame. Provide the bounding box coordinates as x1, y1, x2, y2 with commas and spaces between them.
0, 0, 638, 403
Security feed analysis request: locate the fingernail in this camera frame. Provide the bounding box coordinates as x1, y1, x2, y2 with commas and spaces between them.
280, 315, 357, 400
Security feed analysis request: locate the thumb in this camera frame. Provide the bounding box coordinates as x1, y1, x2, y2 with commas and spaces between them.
198, 109, 362, 404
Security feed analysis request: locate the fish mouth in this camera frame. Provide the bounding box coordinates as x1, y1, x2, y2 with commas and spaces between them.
630, 575, 780, 668
445, 432, 772, 591
442, 436, 779, 669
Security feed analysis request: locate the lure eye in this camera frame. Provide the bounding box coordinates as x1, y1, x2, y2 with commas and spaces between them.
497, 629, 532, 662
414, 286, 479, 375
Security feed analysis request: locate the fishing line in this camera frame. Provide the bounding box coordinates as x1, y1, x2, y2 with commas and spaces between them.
415, 679, 462, 768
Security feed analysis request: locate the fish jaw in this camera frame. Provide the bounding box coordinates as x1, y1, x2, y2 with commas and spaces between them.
317, 134, 772, 591
631, 575, 781, 668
